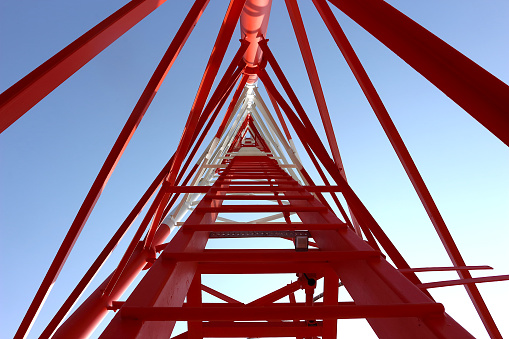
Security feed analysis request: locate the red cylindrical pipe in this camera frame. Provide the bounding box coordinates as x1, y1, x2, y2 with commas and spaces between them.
240, 0, 273, 83
52, 224, 173, 339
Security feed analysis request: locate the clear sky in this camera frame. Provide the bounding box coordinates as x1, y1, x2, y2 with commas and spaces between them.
1, 0, 508, 338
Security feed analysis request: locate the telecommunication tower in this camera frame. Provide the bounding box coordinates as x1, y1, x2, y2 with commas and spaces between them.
1, 0, 508, 338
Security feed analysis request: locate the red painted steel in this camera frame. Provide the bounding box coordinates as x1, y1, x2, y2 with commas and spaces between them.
326, 0, 509, 147
285, 0, 343, 172
398, 265, 493, 273
201, 285, 243, 304
202, 321, 322, 337
8, 1, 507, 338
96, 154, 475, 337
51, 225, 173, 339
240, 0, 273, 83
120, 304, 446, 320
417, 274, 509, 290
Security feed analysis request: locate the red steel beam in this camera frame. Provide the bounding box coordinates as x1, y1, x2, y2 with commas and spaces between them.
186, 302, 354, 307
120, 304, 445, 321
204, 193, 312, 200
162, 249, 380, 262
201, 285, 244, 304
301, 142, 354, 227
268, 90, 293, 142
187, 275, 203, 338
50, 225, 173, 339
240, 0, 273, 83
323, 270, 339, 337
194, 205, 327, 213
285, 0, 366, 236
99, 161, 225, 338
248, 280, 303, 306
326, 0, 509, 146
198, 261, 331, 275
417, 275, 509, 290
13, 2, 209, 337
202, 321, 322, 337
0, 0, 180, 134
284, 0, 344, 173
184, 223, 345, 232
398, 265, 493, 273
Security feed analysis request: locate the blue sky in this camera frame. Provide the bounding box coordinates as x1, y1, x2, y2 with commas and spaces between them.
1, 0, 508, 338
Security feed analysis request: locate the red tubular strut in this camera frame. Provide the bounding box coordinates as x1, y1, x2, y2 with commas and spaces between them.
325, 0, 509, 147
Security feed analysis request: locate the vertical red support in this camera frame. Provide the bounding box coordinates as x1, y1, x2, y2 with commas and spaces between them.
322, 269, 339, 339
187, 275, 204, 338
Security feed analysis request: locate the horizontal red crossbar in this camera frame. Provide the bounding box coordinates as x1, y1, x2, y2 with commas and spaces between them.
201, 321, 322, 337
417, 274, 509, 289
222, 169, 284, 173
204, 194, 313, 200
195, 205, 327, 213
213, 186, 305, 192
183, 302, 356, 307
162, 249, 380, 262
221, 175, 290, 179
198, 262, 332, 274
121, 304, 444, 321
182, 222, 346, 231
214, 180, 297, 185
162, 185, 343, 193
398, 265, 493, 273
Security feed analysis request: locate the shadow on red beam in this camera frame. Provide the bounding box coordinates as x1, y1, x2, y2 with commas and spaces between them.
398, 265, 493, 273
199, 262, 331, 274
121, 304, 445, 321
202, 321, 322, 337
182, 223, 347, 232
417, 274, 509, 289
194, 205, 327, 213
162, 249, 380, 262
182, 302, 356, 307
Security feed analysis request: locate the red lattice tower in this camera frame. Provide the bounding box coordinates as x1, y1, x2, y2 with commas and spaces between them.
2, 0, 508, 338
